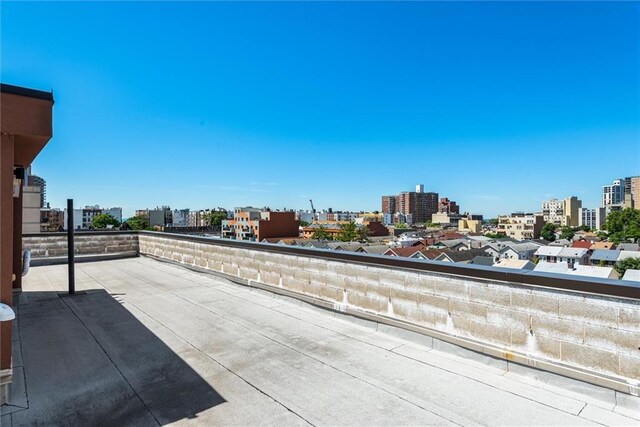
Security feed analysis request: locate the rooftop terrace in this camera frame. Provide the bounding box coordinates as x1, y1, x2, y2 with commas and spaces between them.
2, 257, 639, 425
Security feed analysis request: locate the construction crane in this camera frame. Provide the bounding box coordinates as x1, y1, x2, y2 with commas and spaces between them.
309, 199, 316, 214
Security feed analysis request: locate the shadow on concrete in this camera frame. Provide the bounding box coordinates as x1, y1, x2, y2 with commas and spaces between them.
12, 289, 225, 425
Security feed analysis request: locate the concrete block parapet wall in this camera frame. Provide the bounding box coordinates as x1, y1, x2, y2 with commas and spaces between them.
138, 232, 640, 394
23, 232, 139, 258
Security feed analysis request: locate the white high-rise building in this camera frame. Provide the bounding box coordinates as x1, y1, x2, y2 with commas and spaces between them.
602, 179, 624, 207
541, 198, 565, 225
578, 207, 606, 230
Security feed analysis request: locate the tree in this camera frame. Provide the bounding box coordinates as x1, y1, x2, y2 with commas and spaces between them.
575, 225, 592, 232
300, 221, 310, 227
125, 215, 148, 231
604, 208, 640, 243
560, 226, 575, 241
311, 225, 332, 241
540, 223, 557, 242
202, 211, 227, 227
92, 213, 120, 229
337, 221, 358, 242
615, 257, 640, 278
486, 218, 499, 226
395, 223, 408, 229
356, 224, 370, 242
484, 232, 507, 239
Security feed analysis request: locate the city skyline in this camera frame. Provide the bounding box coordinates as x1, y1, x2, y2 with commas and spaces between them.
2, 1, 639, 217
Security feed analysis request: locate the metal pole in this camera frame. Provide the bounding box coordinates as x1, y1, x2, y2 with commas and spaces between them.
67, 198, 75, 295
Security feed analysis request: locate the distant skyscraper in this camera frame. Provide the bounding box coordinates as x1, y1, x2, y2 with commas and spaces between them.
602, 179, 624, 207
381, 184, 438, 224
564, 196, 582, 227
26, 174, 46, 208
381, 195, 397, 214
623, 176, 640, 208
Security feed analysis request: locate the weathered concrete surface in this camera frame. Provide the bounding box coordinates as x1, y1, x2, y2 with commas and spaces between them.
138, 233, 640, 393
2, 258, 639, 426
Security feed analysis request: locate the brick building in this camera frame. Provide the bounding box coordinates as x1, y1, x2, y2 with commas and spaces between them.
382, 184, 438, 224
222, 208, 300, 241
438, 198, 459, 214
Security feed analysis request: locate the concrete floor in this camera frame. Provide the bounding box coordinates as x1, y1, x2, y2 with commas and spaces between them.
1, 257, 639, 426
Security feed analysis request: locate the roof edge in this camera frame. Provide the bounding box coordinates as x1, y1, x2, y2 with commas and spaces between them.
1, 83, 54, 103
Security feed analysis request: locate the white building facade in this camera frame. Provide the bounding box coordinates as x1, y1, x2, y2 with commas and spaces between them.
541, 198, 565, 225
602, 179, 624, 207
578, 207, 605, 230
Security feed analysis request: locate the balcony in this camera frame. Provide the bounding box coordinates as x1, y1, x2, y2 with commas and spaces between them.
2, 231, 639, 424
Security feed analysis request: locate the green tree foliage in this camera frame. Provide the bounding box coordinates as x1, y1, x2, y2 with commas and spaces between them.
202, 211, 228, 227
299, 221, 310, 227
560, 226, 575, 241
575, 225, 592, 232
615, 257, 640, 278
604, 208, 640, 243
356, 224, 370, 242
337, 221, 358, 242
92, 213, 121, 229
125, 215, 148, 231
395, 223, 408, 229
311, 225, 332, 241
484, 232, 507, 239
486, 218, 499, 226
540, 223, 557, 242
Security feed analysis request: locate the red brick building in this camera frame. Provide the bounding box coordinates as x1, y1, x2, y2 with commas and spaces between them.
222, 208, 300, 241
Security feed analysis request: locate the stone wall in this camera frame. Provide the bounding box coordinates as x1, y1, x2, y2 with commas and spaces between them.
139, 232, 640, 394
23, 232, 139, 258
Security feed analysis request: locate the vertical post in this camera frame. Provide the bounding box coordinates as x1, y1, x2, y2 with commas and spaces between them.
67, 198, 75, 295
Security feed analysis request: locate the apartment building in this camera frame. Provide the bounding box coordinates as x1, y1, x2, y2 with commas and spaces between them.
185, 208, 230, 227
40, 207, 64, 231
496, 213, 544, 240
149, 206, 172, 227
382, 184, 438, 224
171, 209, 189, 227
578, 207, 606, 230
541, 198, 565, 225
602, 179, 624, 207
564, 196, 582, 227
541, 196, 581, 226
64, 205, 123, 229
381, 195, 397, 214
25, 168, 46, 208
458, 218, 482, 233
438, 198, 459, 214
222, 207, 300, 241
624, 176, 640, 208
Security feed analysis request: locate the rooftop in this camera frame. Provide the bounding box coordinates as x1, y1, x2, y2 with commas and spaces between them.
4, 257, 638, 425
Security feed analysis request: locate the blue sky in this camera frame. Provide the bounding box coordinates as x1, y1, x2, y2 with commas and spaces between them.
2, 1, 639, 218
